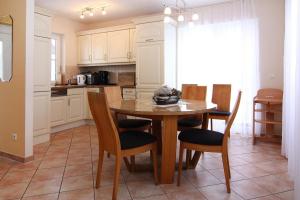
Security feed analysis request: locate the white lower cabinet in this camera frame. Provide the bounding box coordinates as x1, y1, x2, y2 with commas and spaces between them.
33, 92, 50, 136
68, 94, 84, 122
136, 89, 155, 100
85, 88, 100, 119
50, 96, 67, 127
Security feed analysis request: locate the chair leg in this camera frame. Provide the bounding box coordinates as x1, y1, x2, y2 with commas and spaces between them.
96, 149, 104, 188
226, 153, 231, 178
151, 145, 159, 185
130, 156, 135, 172
112, 156, 122, 200
177, 143, 184, 186
186, 150, 191, 169
222, 153, 231, 193
210, 118, 213, 130
123, 157, 131, 172
107, 152, 110, 158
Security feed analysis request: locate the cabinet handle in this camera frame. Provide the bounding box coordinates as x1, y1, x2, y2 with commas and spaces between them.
145, 38, 154, 42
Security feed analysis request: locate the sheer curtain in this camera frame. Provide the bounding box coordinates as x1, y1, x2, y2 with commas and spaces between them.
177, 0, 259, 136
282, 0, 300, 198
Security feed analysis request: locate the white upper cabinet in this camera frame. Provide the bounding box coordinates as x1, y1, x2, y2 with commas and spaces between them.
107, 29, 130, 63
34, 13, 51, 38
136, 41, 163, 88
78, 35, 92, 65
136, 22, 164, 43
34, 37, 51, 91
129, 29, 136, 62
92, 33, 107, 64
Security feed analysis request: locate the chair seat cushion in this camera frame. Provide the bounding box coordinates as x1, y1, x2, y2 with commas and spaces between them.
119, 131, 156, 150
178, 117, 202, 127
178, 128, 224, 146
118, 119, 151, 129
209, 110, 231, 116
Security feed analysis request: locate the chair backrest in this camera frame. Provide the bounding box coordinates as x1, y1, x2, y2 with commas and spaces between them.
103, 86, 123, 103
212, 84, 231, 111
88, 92, 121, 154
256, 88, 283, 100
182, 84, 207, 101
222, 91, 242, 145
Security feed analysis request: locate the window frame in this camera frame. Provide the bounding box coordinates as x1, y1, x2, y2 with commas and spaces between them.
51, 33, 63, 85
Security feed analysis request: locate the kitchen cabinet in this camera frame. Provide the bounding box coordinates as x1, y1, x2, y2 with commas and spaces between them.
84, 88, 100, 119
107, 29, 130, 63
67, 88, 84, 122
34, 13, 51, 38
122, 88, 136, 100
129, 29, 136, 62
134, 17, 177, 99
78, 35, 92, 64
33, 92, 50, 136
92, 33, 107, 64
50, 96, 67, 127
34, 36, 51, 91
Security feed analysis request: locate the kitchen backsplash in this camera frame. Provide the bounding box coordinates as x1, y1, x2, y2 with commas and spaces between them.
79, 64, 135, 74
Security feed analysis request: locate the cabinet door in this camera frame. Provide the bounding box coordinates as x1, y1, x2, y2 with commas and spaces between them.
34, 37, 51, 92
51, 96, 67, 127
92, 33, 107, 64
136, 90, 155, 100
129, 29, 136, 62
84, 88, 100, 119
78, 35, 92, 64
33, 92, 50, 136
107, 30, 130, 63
136, 42, 164, 88
68, 95, 84, 122
136, 22, 163, 43
34, 13, 51, 38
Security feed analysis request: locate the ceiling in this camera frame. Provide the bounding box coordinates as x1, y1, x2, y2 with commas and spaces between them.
35, 0, 230, 24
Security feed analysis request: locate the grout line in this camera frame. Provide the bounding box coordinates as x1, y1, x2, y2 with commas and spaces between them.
88, 125, 97, 200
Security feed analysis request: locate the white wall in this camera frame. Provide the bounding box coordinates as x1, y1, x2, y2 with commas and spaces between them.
51, 15, 88, 83
254, 0, 285, 89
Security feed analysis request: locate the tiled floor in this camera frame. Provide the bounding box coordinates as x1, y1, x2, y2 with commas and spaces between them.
0, 125, 294, 200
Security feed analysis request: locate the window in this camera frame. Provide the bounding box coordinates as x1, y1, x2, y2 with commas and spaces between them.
51, 33, 63, 84
0, 41, 3, 81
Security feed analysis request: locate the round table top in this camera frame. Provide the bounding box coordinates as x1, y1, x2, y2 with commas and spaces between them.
110, 99, 217, 116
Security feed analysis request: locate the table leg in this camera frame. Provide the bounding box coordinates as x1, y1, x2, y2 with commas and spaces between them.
161, 115, 178, 184
190, 113, 209, 168
152, 120, 162, 154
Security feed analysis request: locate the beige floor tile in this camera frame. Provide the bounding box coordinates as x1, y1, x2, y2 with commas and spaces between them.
233, 164, 270, 178
127, 181, 164, 199
208, 168, 246, 183
252, 195, 281, 200
0, 170, 35, 185
59, 188, 94, 200
166, 189, 207, 200
134, 195, 168, 200
61, 175, 94, 192
199, 184, 243, 200
231, 179, 272, 199
184, 170, 221, 187
24, 178, 62, 197
0, 182, 28, 200
32, 167, 65, 182
10, 160, 41, 172
95, 184, 131, 200
66, 155, 92, 166
253, 173, 294, 193
275, 190, 294, 200
22, 193, 59, 200
198, 158, 224, 170
255, 160, 288, 174
160, 176, 195, 194
39, 156, 67, 169
64, 164, 93, 177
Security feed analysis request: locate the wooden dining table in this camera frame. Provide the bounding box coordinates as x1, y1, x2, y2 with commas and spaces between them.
109, 98, 216, 184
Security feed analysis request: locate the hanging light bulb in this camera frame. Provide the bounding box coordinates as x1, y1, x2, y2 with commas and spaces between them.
177, 14, 184, 22
164, 6, 172, 15
192, 13, 199, 21
80, 12, 85, 19
102, 7, 107, 15
164, 16, 171, 23
89, 9, 94, 16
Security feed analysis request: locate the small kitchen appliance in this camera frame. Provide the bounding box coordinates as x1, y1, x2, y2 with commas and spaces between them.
76, 74, 86, 85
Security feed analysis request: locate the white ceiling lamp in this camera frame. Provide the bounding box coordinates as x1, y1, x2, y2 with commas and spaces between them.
102, 7, 107, 15
164, 6, 172, 15
80, 12, 85, 19
89, 10, 94, 17
177, 14, 184, 22
192, 13, 199, 21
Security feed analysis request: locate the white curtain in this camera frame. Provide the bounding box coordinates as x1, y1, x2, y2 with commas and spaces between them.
177, 0, 259, 137
282, 0, 300, 199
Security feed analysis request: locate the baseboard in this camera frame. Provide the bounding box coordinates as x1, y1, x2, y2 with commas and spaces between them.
0, 151, 34, 163
51, 120, 89, 134
33, 133, 50, 145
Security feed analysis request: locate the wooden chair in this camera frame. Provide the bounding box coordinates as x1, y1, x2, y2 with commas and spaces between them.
177, 91, 242, 193
88, 92, 159, 200
178, 84, 207, 130
208, 84, 231, 131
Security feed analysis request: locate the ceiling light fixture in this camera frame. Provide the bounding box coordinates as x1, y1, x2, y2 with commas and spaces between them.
192, 13, 199, 21
102, 7, 107, 15
164, 6, 172, 15
80, 12, 85, 19
177, 14, 184, 22
79, 6, 108, 19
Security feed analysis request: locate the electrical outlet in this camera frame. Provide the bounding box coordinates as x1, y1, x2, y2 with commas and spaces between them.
11, 133, 17, 141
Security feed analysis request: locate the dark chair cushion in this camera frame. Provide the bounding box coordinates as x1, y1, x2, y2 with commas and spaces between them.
209, 110, 231, 116
118, 119, 151, 129
119, 131, 156, 150
178, 128, 224, 146
178, 117, 202, 127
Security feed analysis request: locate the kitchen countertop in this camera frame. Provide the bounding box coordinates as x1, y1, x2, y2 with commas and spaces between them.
51, 84, 136, 90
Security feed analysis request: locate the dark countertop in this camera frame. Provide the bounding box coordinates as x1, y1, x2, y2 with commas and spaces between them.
51, 84, 136, 90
